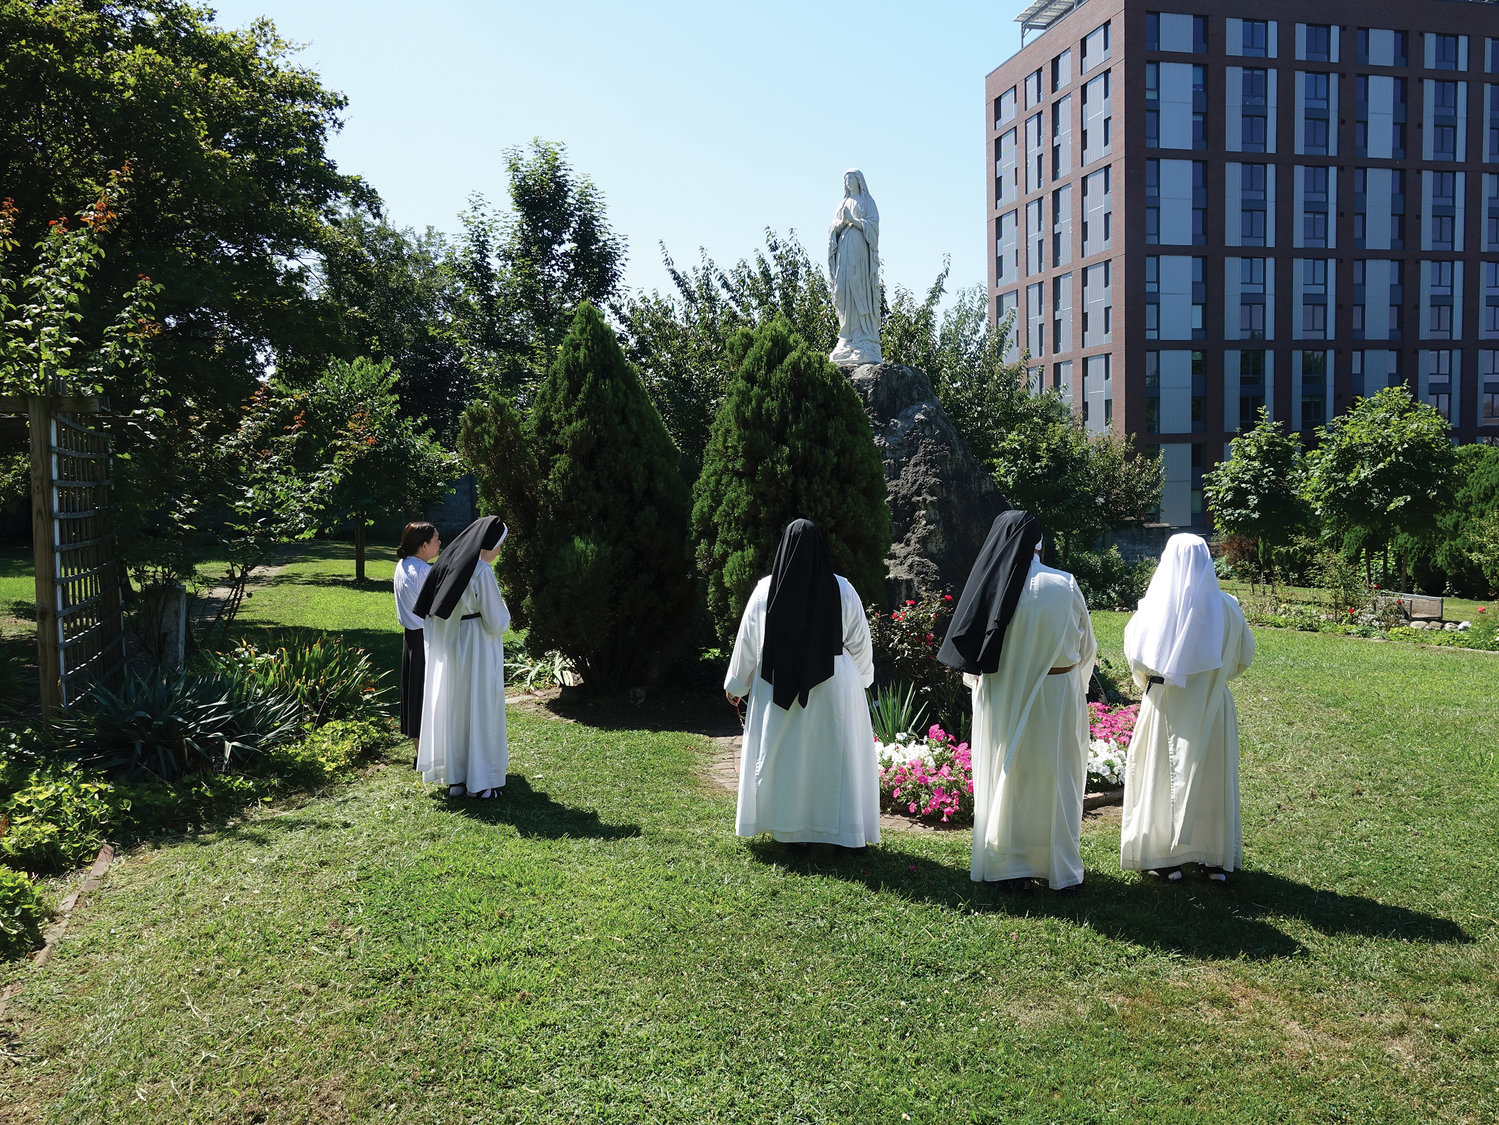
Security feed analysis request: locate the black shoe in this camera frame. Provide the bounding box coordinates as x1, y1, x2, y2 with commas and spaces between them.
993, 877, 1032, 894
1050, 881, 1083, 895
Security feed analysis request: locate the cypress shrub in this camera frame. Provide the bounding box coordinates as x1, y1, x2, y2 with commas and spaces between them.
460, 302, 693, 692
692, 317, 890, 641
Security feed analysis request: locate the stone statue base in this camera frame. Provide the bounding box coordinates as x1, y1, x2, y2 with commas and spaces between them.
843, 362, 1010, 607
831, 336, 882, 366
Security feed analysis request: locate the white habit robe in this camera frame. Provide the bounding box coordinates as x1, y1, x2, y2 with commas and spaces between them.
417, 560, 510, 792
1120, 593, 1255, 872
726, 574, 880, 847
965, 557, 1097, 887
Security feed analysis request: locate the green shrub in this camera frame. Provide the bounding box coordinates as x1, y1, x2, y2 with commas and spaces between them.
214, 636, 393, 727
504, 642, 572, 692
867, 590, 965, 733
0, 866, 48, 960
0, 761, 114, 875
267, 719, 389, 786
52, 667, 302, 782
692, 317, 890, 641
1065, 547, 1156, 611
0, 725, 49, 775
461, 302, 695, 693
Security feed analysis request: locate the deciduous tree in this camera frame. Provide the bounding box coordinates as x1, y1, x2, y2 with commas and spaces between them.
1202, 408, 1311, 581
1303, 386, 1456, 587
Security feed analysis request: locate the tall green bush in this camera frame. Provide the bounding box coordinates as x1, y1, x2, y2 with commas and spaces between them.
460, 302, 693, 692
1202, 407, 1312, 582
1303, 386, 1456, 587
692, 317, 890, 641
1406, 444, 1499, 596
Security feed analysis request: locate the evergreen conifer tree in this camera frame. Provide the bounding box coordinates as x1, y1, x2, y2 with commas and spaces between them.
459, 302, 692, 691
692, 317, 890, 641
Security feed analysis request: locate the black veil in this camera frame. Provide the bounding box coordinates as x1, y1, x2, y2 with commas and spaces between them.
412, 516, 504, 621
936, 510, 1042, 675
761, 519, 843, 710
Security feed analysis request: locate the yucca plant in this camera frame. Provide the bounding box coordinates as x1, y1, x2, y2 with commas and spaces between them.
868, 681, 930, 745
52, 668, 301, 782
214, 636, 392, 727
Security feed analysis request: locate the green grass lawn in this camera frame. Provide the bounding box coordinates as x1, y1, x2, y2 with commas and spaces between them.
0, 544, 36, 636
1, 553, 1496, 1123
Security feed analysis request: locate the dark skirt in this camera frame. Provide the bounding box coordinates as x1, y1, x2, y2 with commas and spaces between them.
400, 628, 425, 737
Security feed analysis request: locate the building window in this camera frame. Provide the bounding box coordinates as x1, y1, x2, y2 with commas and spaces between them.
1302, 25, 1332, 63
1431, 33, 1461, 72
1241, 19, 1268, 58
1241, 68, 1270, 153
995, 86, 1017, 128
1193, 66, 1207, 149
1145, 63, 1159, 147
1025, 68, 1043, 107
1082, 21, 1111, 72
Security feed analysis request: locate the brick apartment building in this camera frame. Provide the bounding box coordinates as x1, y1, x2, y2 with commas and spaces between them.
986, 0, 1499, 527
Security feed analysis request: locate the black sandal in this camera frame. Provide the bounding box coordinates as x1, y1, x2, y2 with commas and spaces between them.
1147, 866, 1184, 882
1202, 866, 1229, 884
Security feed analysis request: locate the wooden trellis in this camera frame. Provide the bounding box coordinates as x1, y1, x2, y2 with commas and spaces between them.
0, 394, 126, 717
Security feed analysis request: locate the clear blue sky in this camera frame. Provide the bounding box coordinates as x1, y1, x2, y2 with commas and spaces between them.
206, 0, 1028, 303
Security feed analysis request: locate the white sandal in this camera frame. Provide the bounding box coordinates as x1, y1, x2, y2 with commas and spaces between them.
447, 784, 467, 798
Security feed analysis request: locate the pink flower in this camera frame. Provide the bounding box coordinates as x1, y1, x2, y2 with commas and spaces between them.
1480, 606, 1487, 613
906, 599, 916, 606
943, 594, 953, 601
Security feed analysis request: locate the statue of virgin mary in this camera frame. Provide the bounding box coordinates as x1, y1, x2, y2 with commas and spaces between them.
827, 168, 882, 366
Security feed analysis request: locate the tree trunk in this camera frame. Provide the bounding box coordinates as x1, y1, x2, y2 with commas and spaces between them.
355, 524, 366, 582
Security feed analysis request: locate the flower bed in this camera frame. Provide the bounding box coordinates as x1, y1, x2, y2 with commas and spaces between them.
875, 704, 1140, 827
1087, 702, 1138, 788
876, 725, 972, 825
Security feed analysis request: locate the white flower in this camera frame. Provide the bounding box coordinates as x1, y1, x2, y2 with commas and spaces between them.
1087, 738, 1126, 786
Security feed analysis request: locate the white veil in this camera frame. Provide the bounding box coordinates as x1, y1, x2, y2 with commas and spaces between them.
1122, 534, 1225, 687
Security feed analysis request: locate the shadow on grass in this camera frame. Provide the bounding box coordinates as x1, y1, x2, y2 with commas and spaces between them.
538, 689, 743, 740
436, 774, 641, 841
744, 839, 1470, 961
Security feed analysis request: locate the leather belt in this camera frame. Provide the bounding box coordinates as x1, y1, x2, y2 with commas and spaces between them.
1047, 662, 1077, 675
460, 613, 481, 621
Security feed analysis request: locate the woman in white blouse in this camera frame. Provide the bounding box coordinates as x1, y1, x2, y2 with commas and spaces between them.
393, 521, 441, 759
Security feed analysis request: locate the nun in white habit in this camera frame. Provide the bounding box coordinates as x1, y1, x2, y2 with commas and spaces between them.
412, 515, 511, 799
724, 519, 879, 850
1120, 533, 1256, 882
938, 511, 1097, 891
